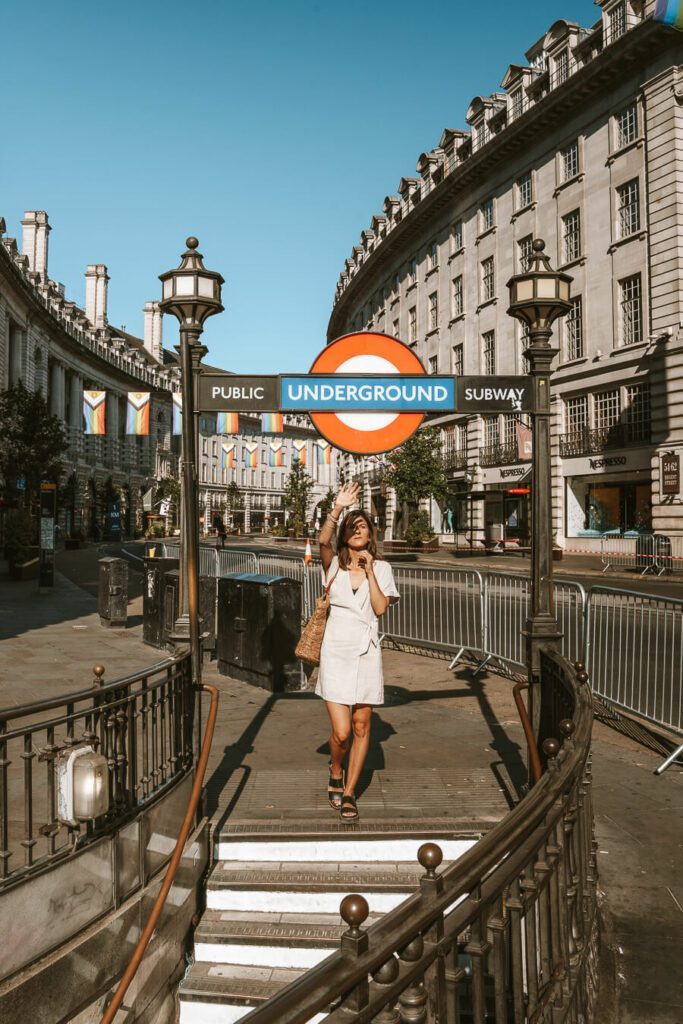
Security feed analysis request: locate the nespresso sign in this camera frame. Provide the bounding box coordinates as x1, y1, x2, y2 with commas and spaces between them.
661, 454, 680, 495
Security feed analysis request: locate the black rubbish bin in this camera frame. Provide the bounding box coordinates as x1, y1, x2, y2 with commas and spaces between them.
143, 556, 179, 647
162, 570, 217, 658
98, 557, 128, 628
217, 573, 302, 691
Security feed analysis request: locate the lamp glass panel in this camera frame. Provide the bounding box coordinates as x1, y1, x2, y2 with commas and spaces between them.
536, 277, 558, 298
197, 276, 215, 298
162, 279, 174, 299
175, 275, 196, 296
515, 278, 535, 301
559, 280, 571, 301
73, 752, 109, 819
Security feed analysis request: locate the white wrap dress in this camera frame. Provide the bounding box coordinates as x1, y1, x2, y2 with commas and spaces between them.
315, 556, 400, 707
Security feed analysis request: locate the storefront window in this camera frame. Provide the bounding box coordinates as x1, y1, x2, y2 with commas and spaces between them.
584, 482, 651, 534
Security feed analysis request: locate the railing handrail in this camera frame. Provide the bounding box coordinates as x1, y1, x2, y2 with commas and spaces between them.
239, 652, 592, 1023
0, 656, 181, 723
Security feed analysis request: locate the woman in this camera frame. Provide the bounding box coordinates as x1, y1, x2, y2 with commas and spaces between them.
317, 482, 399, 821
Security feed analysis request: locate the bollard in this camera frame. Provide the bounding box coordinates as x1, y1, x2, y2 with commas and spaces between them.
98, 558, 128, 628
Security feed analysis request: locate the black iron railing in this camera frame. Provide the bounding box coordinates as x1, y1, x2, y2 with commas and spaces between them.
559, 424, 650, 457
0, 654, 194, 890
241, 654, 597, 1024
441, 450, 468, 471
479, 442, 520, 467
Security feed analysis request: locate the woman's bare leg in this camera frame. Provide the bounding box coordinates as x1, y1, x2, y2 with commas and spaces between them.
325, 701, 351, 778
345, 704, 372, 796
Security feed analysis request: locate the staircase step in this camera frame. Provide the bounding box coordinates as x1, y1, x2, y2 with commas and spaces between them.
194, 908, 382, 968
178, 962, 327, 1024
206, 860, 427, 914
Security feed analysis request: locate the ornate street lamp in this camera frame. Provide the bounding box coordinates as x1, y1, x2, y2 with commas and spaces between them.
507, 239, 572, 737
160, 238, 224, 683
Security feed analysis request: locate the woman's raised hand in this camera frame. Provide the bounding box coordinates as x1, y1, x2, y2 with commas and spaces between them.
335, 483, 360, 510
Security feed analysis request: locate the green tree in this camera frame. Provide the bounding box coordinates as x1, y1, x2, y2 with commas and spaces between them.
317, 487, 337, 520
283, 461, 314, 531
384, 428, 447, 524
156, 474, 181, 528
225, 480, 243, 511
0, 382, 67, 513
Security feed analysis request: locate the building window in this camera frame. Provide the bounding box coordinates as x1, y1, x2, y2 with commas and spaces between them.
392, 272, 400, 294
510, 88, 523, 120
393, 318, 399, 338
555, 49, 569, 85
617, 179, 640, 238
201, 463, 207, 482
480, 198, 494, 232
518, 235, 534, 271
609, 0, 627, 42
517, 171, 533, 209
212, 465, 217, 483
428, 355, 438, 375
625, 383, 650, 441
408, 306, 417, 343
482, 330, 496, 374
428, 291, 438, 331
566, 395, 588, 433
212, 440, 217, 457
202, 437, 208, 455
428, 240, 438, 269
565, 296, 583, 360
595, 389, 621, 430
409, 256, 417, 283
481, 257, 495, 302
452, 344, 464, 376
483, 415, 499, 446
502, 414, 520, 447
561, 140, 579, 182
452, 276, 463, 318
562, 210, 581, 263
452, 220, 463, 251
619, 274, 643, 345
616, 103, 638, 148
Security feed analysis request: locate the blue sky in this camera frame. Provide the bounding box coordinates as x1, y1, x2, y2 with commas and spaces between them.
1, 0, 600, 373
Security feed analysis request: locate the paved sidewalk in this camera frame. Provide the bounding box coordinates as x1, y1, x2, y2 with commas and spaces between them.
1, 549, 681, 1020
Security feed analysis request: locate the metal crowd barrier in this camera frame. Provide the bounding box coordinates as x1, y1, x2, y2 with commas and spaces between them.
601, 534, 680, 575
585, 586, 683, 737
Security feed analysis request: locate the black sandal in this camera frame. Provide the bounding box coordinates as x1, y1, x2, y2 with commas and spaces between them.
340, 794, 359, 821
328, 762, 345, 810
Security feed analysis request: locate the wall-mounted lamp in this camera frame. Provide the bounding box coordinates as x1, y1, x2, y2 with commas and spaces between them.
57, 745, 109, 824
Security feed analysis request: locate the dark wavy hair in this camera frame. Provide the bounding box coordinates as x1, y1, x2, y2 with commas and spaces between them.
336, 510, 378, 570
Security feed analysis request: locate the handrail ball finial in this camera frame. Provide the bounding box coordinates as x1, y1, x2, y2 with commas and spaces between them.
543, 738, 560, 759
340, 894, 369, 936
418, 842, 443, 879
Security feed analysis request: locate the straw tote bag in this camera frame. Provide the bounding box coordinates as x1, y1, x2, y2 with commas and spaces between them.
295, 570, 339, 667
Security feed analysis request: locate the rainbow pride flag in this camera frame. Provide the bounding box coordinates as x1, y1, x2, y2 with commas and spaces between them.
222, 443, 236, 469
293, 440, 307, 466
83, 390, 106, 435
172, 393, 182, 435
316, 440, 332, 465
261, 412, 283, 433
217, 411, 239, 434
654, 0, 683, 28
244, 442, 259, 468
126, 392, 150, 435
269, 441, 284, 467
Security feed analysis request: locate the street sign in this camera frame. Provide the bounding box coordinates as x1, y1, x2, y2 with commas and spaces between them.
456, 377, 534, 413
199, 374, 279, 412
308, 333, 427, 455
661, 454, 680, 495
279, 375, 455, 412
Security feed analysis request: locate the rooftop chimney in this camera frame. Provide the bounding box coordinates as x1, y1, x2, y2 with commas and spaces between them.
21, 211, 51, 278
85, 264, 109, 328
143, 301, 163, 362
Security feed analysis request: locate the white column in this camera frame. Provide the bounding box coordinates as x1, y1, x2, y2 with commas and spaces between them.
21, 211, 50, 278
85, 265, 109, 328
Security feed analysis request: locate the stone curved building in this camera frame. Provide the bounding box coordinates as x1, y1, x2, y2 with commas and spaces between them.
328, 0, 683, 550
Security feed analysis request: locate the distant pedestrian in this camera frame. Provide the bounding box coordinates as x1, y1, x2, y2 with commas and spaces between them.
316, 483, 399, 821
213, 513, 227, 548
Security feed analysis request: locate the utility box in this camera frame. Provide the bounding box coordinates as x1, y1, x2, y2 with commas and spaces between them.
143, 556, 179, 647
162, 570, 217, 659
217, 573, 301, 691
98, 557, 128, 628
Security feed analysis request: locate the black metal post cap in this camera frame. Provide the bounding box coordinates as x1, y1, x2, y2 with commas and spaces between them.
185, 237, 199, 250
543, 737, 560, 758
559, 718, 575, 737
418, 842, 443, 876
340, 894, 369, 930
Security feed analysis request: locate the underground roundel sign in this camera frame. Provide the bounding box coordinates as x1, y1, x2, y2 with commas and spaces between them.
308, 332, 426, 455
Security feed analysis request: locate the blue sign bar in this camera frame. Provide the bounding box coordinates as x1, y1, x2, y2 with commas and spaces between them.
280, 375, 456, 412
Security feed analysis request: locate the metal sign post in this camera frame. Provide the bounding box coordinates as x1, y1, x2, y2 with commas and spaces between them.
39, 483, 57, 592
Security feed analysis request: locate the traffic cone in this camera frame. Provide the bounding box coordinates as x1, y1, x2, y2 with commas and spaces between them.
304, 536, 313, 567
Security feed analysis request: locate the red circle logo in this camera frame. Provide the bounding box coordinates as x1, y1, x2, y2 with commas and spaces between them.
309, 332, 426, 455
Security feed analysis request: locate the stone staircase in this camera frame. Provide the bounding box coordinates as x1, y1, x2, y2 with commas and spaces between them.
178, 822, 478, 1023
